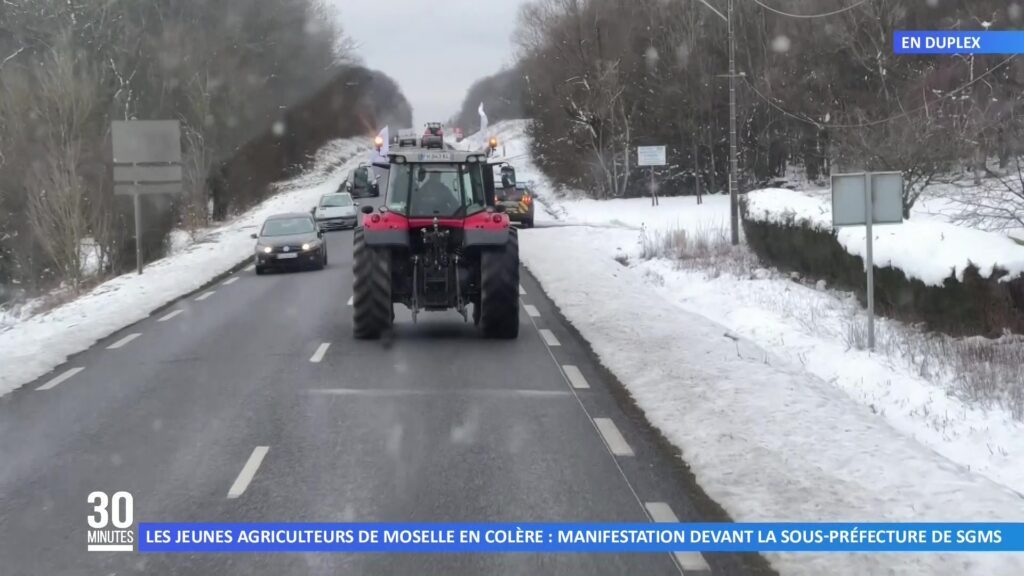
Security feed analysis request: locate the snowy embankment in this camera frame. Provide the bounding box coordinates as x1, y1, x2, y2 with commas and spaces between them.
746, 188, 1024, 284
0, 138, 370, 396
479, 120, 1024, 575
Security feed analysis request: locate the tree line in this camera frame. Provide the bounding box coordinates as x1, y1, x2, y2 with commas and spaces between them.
485, 0, 1024, 213
0, 0, 410, 302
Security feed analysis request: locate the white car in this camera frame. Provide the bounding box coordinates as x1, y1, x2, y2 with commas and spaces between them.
312, 192, 358, 230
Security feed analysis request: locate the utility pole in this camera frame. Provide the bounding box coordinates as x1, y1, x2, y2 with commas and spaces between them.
727, 0, 739, 245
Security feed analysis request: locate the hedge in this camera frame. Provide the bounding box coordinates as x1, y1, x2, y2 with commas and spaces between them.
740, 208, 1024, 337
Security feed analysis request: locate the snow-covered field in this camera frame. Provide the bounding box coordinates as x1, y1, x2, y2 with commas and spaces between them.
473, 120, 1024, 574
0, 138, 370, 396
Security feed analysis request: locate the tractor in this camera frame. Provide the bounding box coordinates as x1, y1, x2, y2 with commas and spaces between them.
352, 142, 520, 339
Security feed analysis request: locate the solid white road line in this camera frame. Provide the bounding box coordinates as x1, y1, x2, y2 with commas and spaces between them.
195, 291, 215, 301
227, 446, 269, 499
538, 328, 560, 346
305, 388, 570, 398
524, 304, 540, 318
310, 342, 331, 363
347, 296, 353, 306
561, 365, 590, 389
222, 276, 239, 285
106, 333, 141, 350
645, 502, 713, 574
36, 367, 85, 391
244, 264, 255, 272
158, 310, 183, 322
593, 418, 634, 456
519, 284, 526, 295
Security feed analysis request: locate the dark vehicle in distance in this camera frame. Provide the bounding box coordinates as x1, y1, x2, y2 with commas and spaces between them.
251, 213, 327, 274
341, 163, 379, 198
422, 122, 444, 149
493, 164, 534, 228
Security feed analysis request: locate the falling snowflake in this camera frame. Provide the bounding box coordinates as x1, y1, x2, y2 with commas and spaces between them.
771, 35, 791, 54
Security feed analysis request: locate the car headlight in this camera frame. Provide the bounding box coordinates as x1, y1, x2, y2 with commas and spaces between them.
302, 243, 312, 251
262, 246, 272, 254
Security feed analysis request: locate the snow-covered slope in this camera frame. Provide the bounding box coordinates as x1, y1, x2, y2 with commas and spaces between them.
476, 120, 1024, 576
747, 188, 1024, 284
0, 138, 371, 396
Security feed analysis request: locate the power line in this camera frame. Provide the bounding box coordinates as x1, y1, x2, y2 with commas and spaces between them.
750, 0, 869, 19
743, 55, 1017, 130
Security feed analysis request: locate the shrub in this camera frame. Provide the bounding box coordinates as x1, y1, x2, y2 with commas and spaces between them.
741, 210, 1024, 337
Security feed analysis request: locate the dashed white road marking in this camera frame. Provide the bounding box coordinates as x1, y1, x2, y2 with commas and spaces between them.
195, 290, 215, 301
310, 342, 331, 363
106, 333, 141, 350
346, 296, 353, 306
538, 328, 560, 346
524, 304, 540, 318
518, 284, 526, 295
158, 310, 183, 322
562, 365, 590, 389
645, 502, 713, 574
244, 264, 255, 272
227, 446, 269, 499
36, 367, 85, 391
593, 418, 634, 456
222, 276, 239, 286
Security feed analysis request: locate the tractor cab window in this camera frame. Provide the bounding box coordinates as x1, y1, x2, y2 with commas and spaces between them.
386, 163, 485, 218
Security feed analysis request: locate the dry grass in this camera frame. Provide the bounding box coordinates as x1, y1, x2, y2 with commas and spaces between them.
639, 223, 758, 278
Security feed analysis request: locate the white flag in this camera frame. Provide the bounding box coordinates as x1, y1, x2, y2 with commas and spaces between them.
376, 126, 389, 157
478, 102, 488, 133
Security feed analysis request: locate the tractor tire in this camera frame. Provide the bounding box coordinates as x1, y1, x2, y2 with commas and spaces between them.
352, 228, 392, 339
479, 228, 520, 339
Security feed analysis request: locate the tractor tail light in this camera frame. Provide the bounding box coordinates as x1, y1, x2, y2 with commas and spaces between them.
371, 214, 381, 223
492, 214, 502, 223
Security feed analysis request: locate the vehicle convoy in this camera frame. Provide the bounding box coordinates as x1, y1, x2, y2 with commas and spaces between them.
252, 213, 327, 274
493, 164, 535, 228
340, 163, 380, 197
312, 192, 359, 230
352, 143, 520, 339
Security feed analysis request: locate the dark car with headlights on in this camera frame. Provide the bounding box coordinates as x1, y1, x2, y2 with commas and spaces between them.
251, 213, 327, 274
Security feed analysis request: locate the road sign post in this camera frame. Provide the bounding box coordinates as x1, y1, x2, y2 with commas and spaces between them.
831, 171, 904, 351
637, 146, 666, 206
112, 120, 183, 274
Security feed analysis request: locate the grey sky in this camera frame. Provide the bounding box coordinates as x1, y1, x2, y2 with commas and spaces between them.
328, 0, 527, 128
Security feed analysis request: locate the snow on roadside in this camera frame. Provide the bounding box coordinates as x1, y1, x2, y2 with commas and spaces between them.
471, 119, 1024, 574
0, 138, 370, 397
521, 225, 1024, 576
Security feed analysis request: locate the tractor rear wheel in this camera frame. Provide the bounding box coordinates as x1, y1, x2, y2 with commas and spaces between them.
353, 228, 392, 339
480, 228, 519, 339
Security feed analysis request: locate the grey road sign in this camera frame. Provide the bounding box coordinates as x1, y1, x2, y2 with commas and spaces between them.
830, 171, 905, 351
831, 171, 903, 226
111, 120, 183, 274
112, 120, 182, 164
637, 145, 666, 167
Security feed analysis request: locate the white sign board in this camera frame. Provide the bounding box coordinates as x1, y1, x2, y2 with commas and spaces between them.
112, 120, 183, 195
637, 146, 666, 167
831, 171, 903, 226
112, 120, 181, 164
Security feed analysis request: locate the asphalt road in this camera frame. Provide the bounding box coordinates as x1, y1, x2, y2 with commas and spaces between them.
0, 195, 774, 576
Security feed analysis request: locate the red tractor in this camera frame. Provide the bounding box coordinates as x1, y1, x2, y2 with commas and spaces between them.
353, 144, 519, 339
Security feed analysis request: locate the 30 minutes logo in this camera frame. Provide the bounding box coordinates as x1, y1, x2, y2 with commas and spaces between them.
87, 491, 135, 552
